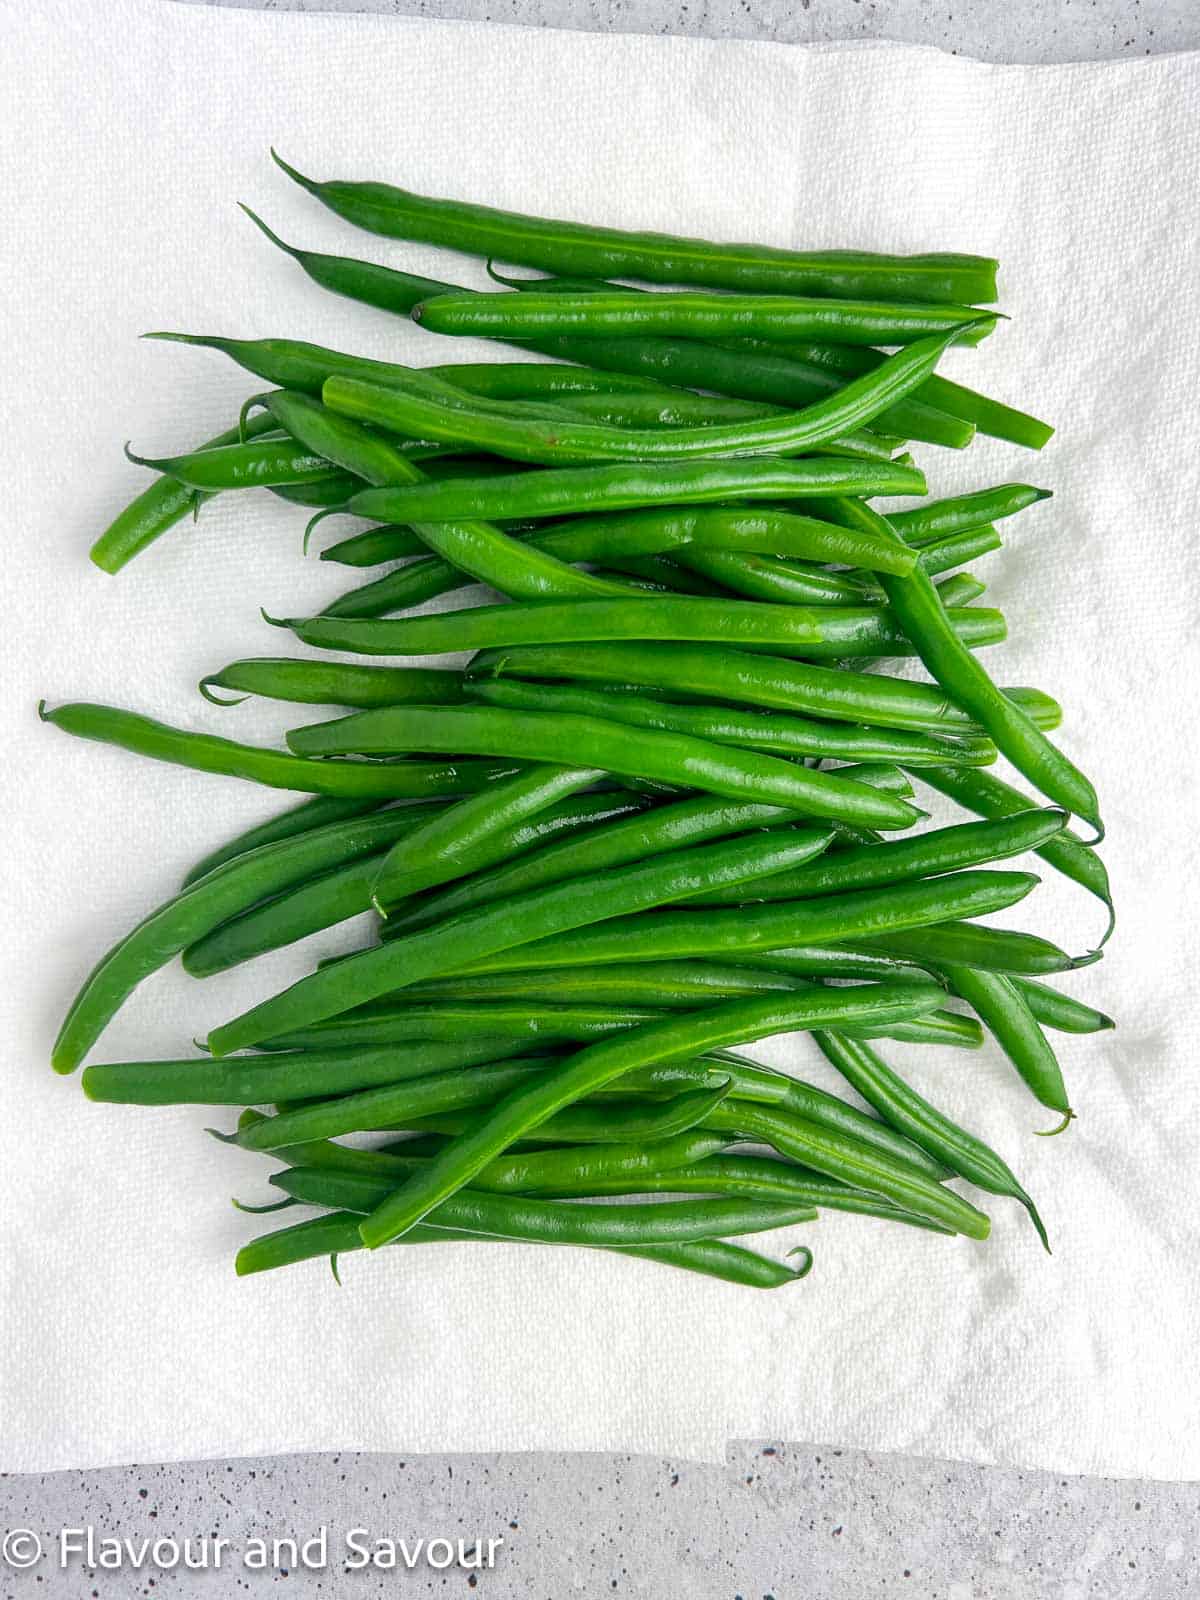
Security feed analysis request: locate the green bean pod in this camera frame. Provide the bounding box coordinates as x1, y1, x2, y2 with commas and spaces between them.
889, 484, 1051, 544
285, 705, 921, 829
271, 155, 996, 303
39, 701, 516, 801
466, 678, 994, 768
183, 795, 386, 887
200, 659, 466, 710
1012, 977, 1114, 1035
336, 456, 925, 526
446, 870, 1038, 977
941, 964, 1072, 1119
470, 640, 1061, 737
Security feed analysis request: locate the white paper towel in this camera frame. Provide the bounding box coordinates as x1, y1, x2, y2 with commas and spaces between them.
1, 0, 1197, 1477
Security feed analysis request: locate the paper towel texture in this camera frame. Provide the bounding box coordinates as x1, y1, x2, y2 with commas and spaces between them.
1, 0, 1197, 1477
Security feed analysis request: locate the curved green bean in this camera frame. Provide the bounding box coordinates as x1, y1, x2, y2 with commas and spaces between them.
200, 659, 465, 710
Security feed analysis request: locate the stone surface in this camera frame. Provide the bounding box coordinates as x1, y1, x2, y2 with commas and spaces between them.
5, 4, 1195, 1596
2, 1443, 1196, 1597
179, 0, 1200, 64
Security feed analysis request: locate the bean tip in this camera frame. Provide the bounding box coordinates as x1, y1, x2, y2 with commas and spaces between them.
1034, 1109, 1075, 1138
785, 1245, 814, 1279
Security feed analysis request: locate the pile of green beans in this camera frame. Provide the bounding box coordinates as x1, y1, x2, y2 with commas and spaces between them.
50, 162, 1112, 1292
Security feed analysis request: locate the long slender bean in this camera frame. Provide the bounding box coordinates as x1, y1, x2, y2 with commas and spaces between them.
182, 795, 386, 887
1012, 977, 1114, 1034
941, 964, 1071, 1118
889, 485, 1051, 545
39, 701, 516, 800
200, 659, 466, 710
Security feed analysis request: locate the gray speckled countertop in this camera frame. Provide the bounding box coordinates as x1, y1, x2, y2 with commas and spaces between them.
4, 4, 1197, 1596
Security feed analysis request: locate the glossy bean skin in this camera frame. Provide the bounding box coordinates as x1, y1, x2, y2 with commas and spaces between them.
127, 436, 355, 491
285, 706, 921, 829
889, 484, 1051, 545
466, 678, 994, 769
90, 411, 278, 574
282, 596, 1004, 663
813, 1032, 1047, 1247
350, 984, 965, 1248
200, 659, 466, 709
470, 640, 1061, 737
444, 870, 1038, 977
941, 964, 1072, 1118
688, 809, 1066, 905
182, 796, 385, 887
271, 1167, 815, 1246
384, 794, 812, 938
411, 290, 993, 349
914, 764, 1113, 943
81, 1037, 537, 1105
806, 497, 1102, 834
1013, 977, 1114, 1034
235, 1207, 813, 1288
207, 830, 846, 1057
49, 800, 446, 1074
852, 924, 1079, 975
337, 457, 925, 526
39, 702, 516, 801
272, 155, 997, 304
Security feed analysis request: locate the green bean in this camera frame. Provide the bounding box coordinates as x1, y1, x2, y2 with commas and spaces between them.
318, 524, 428, 567
269, 471, 363, 507
412, 289, 993, 348
889, 485, 1051, 546
857, 923, 1079, 975
200, 659, 466, 709
1012, 977, 1114, 1035
466, 678, 993, 768
470, 640, 1061, 736
384, 793, 815, 937
400, 1087, 746, 1147
126, 436, 359, 492
207, 829, 849, 1057
336, 456, 925, 526
39, 701, 516, 801
688, 810, 1066, 905
799, 496, 1101, 834
813, 1031, 1047, 1247
670, 548, 872, 607
913, 765, 1113, 943
282, 595, 1004, 663
352, 986, 983, 1247
941, 964, 1071, 1119
445, 870, 1037, 977
322, 325, 969, 465
272, 155, 996, 303
183, 796, 386, 887
91, 411, 278, 574
286, 705, 919, 829
235, 1206, 814, 1287
81, 1037, 538, 1106
48, 799, 445, 1074
934, 573, 987, 608
912, 525, 1003, 579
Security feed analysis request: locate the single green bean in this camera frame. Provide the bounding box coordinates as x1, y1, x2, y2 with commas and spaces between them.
941, 964, 1071, 1118
285, 705, 920, 828
889, 485, 1051, 546
470, 640, 1061, 736
91, 411, 278, 573
271, 155, 996, 303
126, 436, 356, 492
200, 659, 466, 709
336, 456, 925, 526
38, 701, 515, 800
858, 923, 1079, 975
465, 678, 993, 768
207, 829, 849, 1057
1012, 977, 1114, 1035
445, 870, 1038, 977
